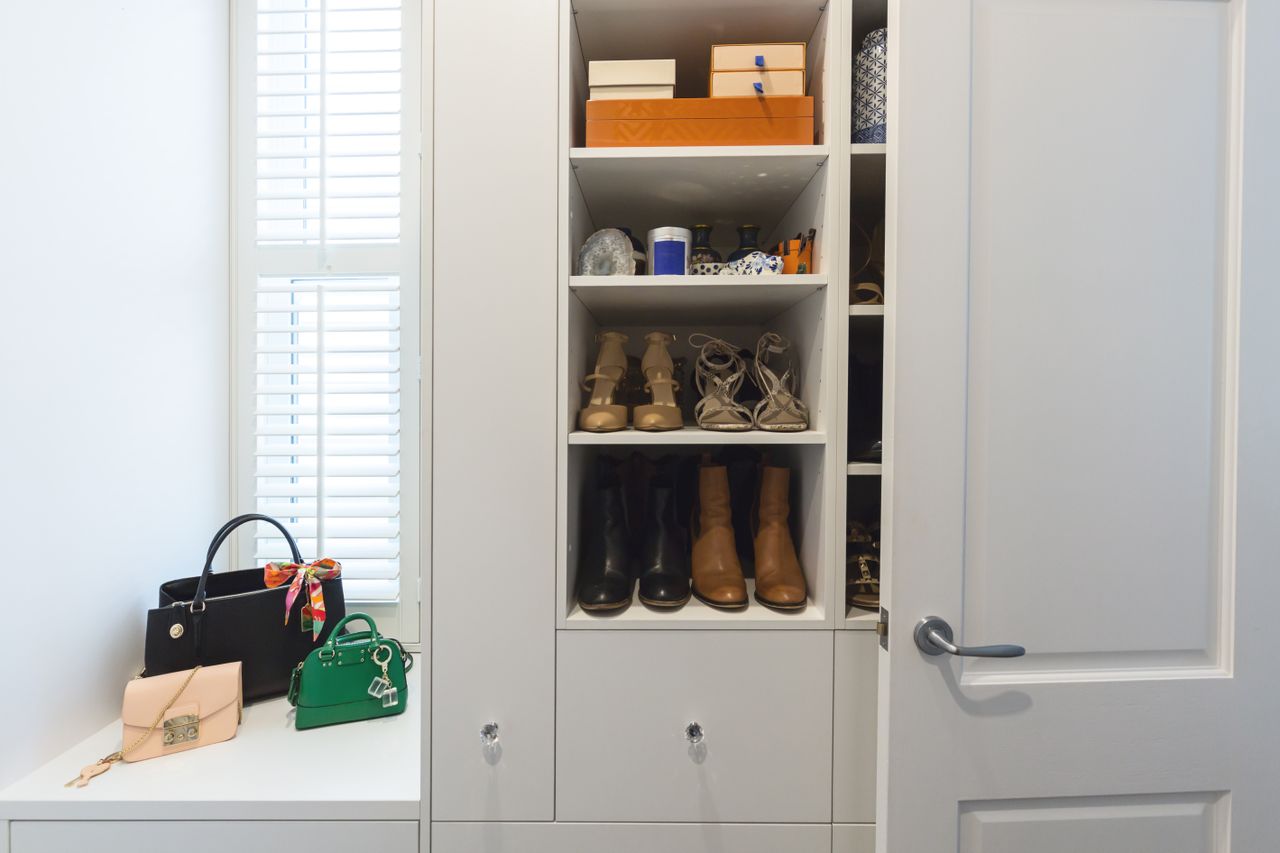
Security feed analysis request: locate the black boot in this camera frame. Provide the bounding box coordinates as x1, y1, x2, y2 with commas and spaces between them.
577, 456, 634, 612
638, 457, 691, 609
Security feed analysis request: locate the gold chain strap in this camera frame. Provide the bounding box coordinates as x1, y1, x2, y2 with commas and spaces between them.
65, 665, 203, 788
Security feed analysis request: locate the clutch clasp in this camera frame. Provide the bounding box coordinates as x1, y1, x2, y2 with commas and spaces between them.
163, 714, 200, 745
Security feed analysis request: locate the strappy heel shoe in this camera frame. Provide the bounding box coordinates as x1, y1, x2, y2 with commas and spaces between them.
578, 331, 629, 433
634, 331, 683, 432
689, 334, 753, 432
752, 332, 809, 432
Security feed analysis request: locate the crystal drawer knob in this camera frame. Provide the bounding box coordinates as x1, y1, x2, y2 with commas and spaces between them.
684, 721, 704, 744
480, 722, 500, 746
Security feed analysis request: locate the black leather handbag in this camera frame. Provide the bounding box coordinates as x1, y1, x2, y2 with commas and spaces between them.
144, 514, 346, 703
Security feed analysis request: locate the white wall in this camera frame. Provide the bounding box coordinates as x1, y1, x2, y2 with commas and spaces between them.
0, 1, 229, 788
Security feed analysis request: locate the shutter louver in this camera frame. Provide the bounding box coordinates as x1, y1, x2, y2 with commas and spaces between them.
248, 0, 412, 604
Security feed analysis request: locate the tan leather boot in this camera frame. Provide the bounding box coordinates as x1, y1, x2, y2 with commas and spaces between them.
754, 465, 808, 610
691, 463, 748, 609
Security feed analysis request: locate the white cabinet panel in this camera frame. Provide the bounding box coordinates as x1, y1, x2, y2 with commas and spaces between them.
10, 822, 417, 853
833, 632, 877, 823
432, 821, 831, 853
556, 631, 833, 823
430, 0, 559, 821
833, 824, 876, 853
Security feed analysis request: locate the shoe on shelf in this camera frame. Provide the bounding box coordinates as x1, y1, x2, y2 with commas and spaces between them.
753, 462, 807, 611
752, 332, 809, 432
689, 334, 754, 432
633, 332, 683, 432
638, 457, 690, 608
846, 519, 880, 611
576, 456, 634, 613
691, 456, 748, 610
579, 331, 629, 432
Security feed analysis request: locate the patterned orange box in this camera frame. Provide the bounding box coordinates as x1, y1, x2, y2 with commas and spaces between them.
585, 96, 814, 147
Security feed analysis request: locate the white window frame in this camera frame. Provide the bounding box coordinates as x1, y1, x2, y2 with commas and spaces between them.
230, 0, 428, 646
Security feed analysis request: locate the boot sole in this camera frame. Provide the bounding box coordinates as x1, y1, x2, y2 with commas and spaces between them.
754, 592, 808, 611
692, 589, 749, 610
639, 593, 690, 609
579, 598, 632, 613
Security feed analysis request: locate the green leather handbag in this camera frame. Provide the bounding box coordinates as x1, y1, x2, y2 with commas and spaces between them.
287, 612, 412, 730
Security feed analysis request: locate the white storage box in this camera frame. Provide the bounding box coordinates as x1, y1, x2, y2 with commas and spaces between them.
588, 58, 675, 87
710, 42, 806, 72
589, 84, 674, 101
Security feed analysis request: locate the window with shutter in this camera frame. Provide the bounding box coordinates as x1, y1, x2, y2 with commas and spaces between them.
235, 0, 423, 640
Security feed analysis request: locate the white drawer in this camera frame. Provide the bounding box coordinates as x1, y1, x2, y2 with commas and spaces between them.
432, 821, 831, 853
10, 821, 418, 853
555, 631, 833, 823
710, 70, 806, 97
834, 823, 877, 853
833, 631, 879, 822
710, 43, 807, 72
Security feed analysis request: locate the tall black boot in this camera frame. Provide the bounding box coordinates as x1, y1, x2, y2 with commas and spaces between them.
638, 457, 691, 609
577, 456, 634, 612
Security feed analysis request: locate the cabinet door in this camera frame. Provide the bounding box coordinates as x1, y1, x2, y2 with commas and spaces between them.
556, 631, 833, 823
433, 821, 832, 853
10, 822, 417, 853
832, 631, 877, 823
886, 0, 1280, 848
430, 0, 559, 822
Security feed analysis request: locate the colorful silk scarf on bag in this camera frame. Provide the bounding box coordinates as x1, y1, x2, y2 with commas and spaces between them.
263, 558, 342, 640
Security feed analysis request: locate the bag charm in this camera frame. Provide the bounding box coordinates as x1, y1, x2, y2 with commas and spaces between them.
368, 643, 399, 708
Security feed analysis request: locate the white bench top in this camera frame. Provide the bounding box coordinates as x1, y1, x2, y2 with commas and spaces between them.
0, 657, 420, 822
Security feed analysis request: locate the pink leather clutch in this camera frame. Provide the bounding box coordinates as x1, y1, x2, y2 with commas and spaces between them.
121, 661, 243, 762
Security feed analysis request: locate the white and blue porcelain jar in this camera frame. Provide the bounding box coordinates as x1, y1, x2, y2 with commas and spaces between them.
853, 28, 887, 144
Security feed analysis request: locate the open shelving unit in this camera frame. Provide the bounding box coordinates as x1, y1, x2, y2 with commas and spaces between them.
557, 0, 848, 629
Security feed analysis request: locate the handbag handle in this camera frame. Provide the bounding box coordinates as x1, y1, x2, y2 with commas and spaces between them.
322, 612, 381, 648
192, 514, 304, 610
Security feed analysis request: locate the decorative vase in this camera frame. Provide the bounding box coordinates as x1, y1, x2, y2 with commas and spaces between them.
689, 224, 722, 271
727, 225, 762, 263
854, 28, 888, 144
616, 226, 647, 275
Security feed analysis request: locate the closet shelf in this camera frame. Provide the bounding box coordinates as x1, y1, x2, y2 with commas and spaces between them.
571, 274, 826, 324
847, 462, 882, 476
566, 580, 826, 630
851, 143, 886, 155
848, 304, 885, 317
843, 608, 880, 631
569, 145, 829, 245
568, 427, 826, 446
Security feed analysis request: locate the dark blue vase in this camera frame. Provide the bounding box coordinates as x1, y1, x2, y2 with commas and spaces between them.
727, 225, 762, 263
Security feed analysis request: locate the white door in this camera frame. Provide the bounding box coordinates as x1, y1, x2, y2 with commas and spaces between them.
884, 0, 1280, 850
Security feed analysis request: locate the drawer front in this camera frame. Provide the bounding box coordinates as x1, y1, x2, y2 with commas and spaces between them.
711, 43, 807, 72
433, 821, 831, 853
710, 70, 806, 98
556, 631, 833, 823
11, 821, 417, 853
833, 632, 879, 823
834, 823, 877, 853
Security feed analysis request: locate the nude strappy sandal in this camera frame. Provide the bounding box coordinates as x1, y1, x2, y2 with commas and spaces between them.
689, 334, 753, 432
578, 331, 629, 432
633, 331, 683, 432
752, 332, 809, 432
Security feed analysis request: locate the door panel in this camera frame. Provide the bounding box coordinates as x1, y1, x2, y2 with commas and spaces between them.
886, 0, 1280, 848
833, 632, 877, 823
556, 631, 833, 823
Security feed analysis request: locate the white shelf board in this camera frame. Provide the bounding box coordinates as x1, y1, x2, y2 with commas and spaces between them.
851, 143, 887, 155
848, 304, 885, 317
847, 462, 882, 476
566, 580, 826, 629
843, 607, 880, 631
0, 657, 421, 821
570, 146, 829, 246
569, 426, 827, 446
571, 274, 826, 324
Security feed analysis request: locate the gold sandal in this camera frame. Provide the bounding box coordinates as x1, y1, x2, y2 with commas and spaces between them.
578, 331, 629, 432
634, 332, 682, 432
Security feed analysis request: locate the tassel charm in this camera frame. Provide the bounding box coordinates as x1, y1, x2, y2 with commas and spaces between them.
64, 752, 121, 788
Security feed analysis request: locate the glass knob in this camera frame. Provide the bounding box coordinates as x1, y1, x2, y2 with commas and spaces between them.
480, 722, 500, 746
684, 721, 704, 744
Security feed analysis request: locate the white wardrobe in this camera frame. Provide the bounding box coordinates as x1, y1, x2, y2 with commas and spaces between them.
430, 0, 1280, 850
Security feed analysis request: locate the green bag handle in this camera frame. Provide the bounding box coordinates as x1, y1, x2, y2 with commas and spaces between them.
323, 612, 381, 648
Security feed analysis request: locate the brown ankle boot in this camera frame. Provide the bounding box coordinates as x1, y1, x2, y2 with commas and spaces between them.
753, 465, 808, 610
691, 463, 749, 609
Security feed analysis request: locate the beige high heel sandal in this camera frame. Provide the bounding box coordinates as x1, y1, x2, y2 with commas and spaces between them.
633, 331, 683, 432
753, 332, 809, 432
578, 331, 629, 432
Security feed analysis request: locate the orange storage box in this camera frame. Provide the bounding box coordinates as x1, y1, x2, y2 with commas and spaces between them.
585, 96, 814, 147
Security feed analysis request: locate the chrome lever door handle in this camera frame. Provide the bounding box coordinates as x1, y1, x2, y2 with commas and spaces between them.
914, 616, 1025, 658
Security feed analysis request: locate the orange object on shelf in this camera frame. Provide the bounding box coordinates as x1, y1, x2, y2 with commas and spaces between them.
585, 96, 814, 148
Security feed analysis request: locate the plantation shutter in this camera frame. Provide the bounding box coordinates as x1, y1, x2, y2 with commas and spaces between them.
241, 0, 421, 606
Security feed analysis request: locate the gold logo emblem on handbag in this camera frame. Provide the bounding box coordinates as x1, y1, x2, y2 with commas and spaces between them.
169, 623, 185, 639
163, 714, 200, 745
